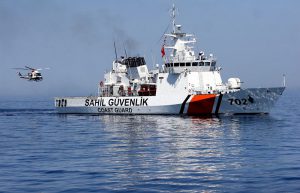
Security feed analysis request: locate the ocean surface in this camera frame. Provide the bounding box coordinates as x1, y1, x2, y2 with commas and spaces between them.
1, 90, 300, 193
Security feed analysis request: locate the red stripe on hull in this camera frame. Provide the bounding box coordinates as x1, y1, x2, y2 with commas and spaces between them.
187, 94, 216, 115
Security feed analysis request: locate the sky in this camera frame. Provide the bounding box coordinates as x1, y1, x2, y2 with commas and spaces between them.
0, 0, 299, 100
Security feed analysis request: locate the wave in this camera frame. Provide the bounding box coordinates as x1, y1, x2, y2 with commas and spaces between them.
0, 108, 55, 116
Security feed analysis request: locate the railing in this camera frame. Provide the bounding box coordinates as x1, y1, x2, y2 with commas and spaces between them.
190, 85, 239, 95
98, 86, 156, 97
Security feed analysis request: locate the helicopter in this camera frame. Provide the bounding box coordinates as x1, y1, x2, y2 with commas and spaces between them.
13, 66, 49, 82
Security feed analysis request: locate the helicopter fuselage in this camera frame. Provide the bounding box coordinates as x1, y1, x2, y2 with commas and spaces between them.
19, 71, 43, 81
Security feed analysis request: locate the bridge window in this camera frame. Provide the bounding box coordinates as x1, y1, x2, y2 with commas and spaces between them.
180, 63, 185, 67
199, 62, 204, 66
174, 63, 179, 67
186, 62, 191, 66
212, 61, 216, 66
192, 62, 198, 66
205, 62, 210, 66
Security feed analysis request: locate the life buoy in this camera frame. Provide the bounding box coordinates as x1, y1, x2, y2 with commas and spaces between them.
100, 81, 104, 87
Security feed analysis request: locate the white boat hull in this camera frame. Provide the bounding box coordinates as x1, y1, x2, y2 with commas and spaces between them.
55, 87, 284, 115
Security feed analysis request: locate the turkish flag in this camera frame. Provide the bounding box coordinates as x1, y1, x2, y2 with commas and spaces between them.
161, 45, 165, 57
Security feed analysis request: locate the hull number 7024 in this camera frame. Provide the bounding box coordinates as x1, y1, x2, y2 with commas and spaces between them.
228, 96, 254, 106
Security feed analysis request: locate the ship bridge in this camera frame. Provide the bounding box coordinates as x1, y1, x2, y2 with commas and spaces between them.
162, 7, 218, 74
163, 25, 218, 74
161, 5, 224, 93
165, 59, 217, 73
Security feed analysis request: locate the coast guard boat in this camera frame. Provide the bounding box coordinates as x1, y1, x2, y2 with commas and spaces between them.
55, 5, 285, 115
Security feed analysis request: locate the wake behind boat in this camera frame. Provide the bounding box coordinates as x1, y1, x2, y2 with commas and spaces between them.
55, 5, 285, 115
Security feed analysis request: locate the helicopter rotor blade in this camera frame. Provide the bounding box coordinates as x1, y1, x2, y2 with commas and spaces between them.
12, 67, 28, 70
36, 67, 50, 71
25, 66, 35, 70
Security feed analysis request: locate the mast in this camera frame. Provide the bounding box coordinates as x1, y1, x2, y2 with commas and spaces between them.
114, 41, 118, 61
172, 4, 176, 33
123, 43, 128, 58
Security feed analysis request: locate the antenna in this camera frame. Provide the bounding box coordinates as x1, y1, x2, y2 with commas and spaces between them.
123, 43, 128, 58
283, 74, 286, 87
114, 41, 118, 61
150, 49, 156, 68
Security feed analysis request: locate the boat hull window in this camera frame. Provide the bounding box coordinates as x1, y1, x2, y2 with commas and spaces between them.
138, 84, 157, 96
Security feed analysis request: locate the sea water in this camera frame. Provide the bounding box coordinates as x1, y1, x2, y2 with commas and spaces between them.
0, 90, 300, 192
